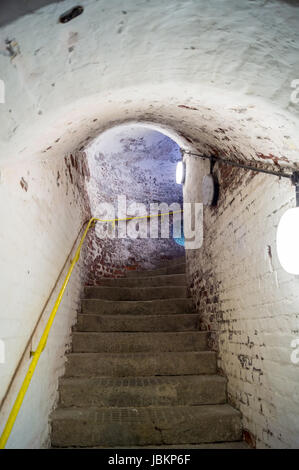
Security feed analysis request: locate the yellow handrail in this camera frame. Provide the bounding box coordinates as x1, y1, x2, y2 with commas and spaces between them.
0, 210, 182, 449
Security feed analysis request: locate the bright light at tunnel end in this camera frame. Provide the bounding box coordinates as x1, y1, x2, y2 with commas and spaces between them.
277, 207, 299, 275
176, 161, 185, 184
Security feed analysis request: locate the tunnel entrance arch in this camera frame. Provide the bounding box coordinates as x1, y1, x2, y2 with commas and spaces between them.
81, 122, 187, 282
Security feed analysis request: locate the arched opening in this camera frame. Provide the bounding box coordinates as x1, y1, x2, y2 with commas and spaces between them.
82, 123, 185, 283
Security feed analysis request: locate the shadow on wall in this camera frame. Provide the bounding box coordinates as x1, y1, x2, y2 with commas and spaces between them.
274, 0, 299, 5
0, 0, 65, 27
82, 124, 185, 284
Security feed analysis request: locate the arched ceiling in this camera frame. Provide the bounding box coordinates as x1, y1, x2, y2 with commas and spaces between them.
0, 0, 299, 170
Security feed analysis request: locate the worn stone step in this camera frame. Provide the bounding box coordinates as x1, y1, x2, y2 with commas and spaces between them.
51, 404, 242, 447
160, 256, 186, 267
84, 286, 188, 301
127, 263, 186, 278
59, 375, 226, 408
85, 442, 250, 449
65, 351, 216, 377
95, 273, 187, 288
72, 331, 208, 353
75, 313, 200, 332
82, 298, 193, 315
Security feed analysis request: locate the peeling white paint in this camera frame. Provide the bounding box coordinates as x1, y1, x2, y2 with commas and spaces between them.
0, 0, 299, 167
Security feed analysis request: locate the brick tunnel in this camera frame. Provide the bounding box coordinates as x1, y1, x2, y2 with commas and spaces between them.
0, 0, 299, 450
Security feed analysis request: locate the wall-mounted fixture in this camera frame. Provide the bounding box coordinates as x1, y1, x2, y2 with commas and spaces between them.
59, 6, 84, 23
202, 158, 219, 206
183, 150, 299, 274
176, 161, 185, 184
202, 174, 217, 206
276, 171, 299, 275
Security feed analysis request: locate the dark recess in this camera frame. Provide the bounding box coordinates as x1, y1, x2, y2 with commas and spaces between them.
59, 6, 84, 24
0, 1, 62, 27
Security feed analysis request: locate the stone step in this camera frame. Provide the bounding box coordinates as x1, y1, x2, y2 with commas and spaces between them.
72, 331, 208, 353
160, 256, 186, 267
65, 351, 216, 377
51, 404, 242, 447
85, 442, 249, 449
58, 375, 227, 408
82, 298, 193, 315
126, 263, 186, 278
75, 313, 200, 332
95, 273, 186, 288
84, 285, 188, 301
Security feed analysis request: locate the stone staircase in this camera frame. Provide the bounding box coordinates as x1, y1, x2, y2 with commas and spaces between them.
51, 257, 245, 448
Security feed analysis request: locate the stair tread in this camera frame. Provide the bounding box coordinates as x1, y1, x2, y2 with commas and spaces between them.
95, 273, 187, 288
60, 374, 226, 386
52, 403, 240, 420
72, 331, 208, 353
160, 256, 186, 265
84, 286, 188, 301
126, 264, 186, 278
59, 374, 226, 407
82, 298, 194, 316
52, 404, 241, 447
51, 404, 242, 447
80, 314, 198, 318
83, 297, 191, 303
72, 331, 207, 336
85, 285, 188, 291
75, 313, 200, 332
85, 442, 249, 449
66, 350, 215, 357
77, 313, 199, 320
78, 312, 198, 318
65, 351, 216, 377
124, 273, 186, 279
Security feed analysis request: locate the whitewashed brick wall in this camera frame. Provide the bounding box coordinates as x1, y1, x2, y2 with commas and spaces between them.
185, 156, 299, 448
0, 152, 89, 448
